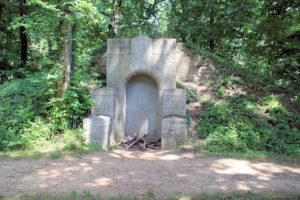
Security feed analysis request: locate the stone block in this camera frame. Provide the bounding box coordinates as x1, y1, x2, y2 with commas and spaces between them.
162, 88, 186, 118
107, 39, 130, 55
161, 117, 187, 149
131, 35, 152, 61
158, 75, 176, 90
83, 116, 110, 147
91, 87, 116, 117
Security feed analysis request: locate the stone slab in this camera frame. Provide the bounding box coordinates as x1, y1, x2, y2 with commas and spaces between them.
161, 117, 187, 149
162, 88, 186, 118
131, 35, 152, 62
83, 116, 110, 147
91, 87, 116, 117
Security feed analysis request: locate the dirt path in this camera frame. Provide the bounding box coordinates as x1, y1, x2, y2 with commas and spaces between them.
1, 150, 300, 198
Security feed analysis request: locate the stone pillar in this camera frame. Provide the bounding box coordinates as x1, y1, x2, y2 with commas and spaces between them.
83, 87, 116, 147
161, 88, 187, 149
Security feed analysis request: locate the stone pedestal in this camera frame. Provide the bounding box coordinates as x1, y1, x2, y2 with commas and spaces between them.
161, 117, 187, 149
83, 116, 110, 147
161, 88, 187, 149
83, 87, 116, 147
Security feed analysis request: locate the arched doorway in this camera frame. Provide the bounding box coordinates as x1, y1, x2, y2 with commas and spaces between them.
125, 75, 158, 137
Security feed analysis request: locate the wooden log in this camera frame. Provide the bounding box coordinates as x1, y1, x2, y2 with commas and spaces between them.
126, 134, 146, 150
146, 144, 159, 149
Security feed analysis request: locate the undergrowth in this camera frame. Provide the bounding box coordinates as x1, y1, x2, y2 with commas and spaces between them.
0, 66, 101, 151
177, 82, 199, 104
195, 52, 300, 155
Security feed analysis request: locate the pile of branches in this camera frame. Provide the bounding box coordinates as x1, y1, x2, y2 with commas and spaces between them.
120, 134, 161, 151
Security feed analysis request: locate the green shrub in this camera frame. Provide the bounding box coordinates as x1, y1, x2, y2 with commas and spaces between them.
0, 67, 100, 151
186, 86, 199, 103
47, 68, 98, 131
196, 97, 300, 154
22, 118, 53, 149
0, 71, 55, 150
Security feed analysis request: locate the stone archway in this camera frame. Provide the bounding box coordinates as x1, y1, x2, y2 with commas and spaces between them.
125, 75, 158, 137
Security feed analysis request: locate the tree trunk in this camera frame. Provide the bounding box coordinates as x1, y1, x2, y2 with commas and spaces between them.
0, 1, 3, 16
56, 5, 73, 98
180, 0, 188, 43
108, 0, 122, 37
19, 0, 27, 68
209, 0, 215, 51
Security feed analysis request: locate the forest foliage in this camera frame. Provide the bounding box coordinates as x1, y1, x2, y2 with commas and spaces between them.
0, 0, 299, 154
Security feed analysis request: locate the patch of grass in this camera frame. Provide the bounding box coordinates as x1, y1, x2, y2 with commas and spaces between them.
195, 148, 300, 163
177, 140, 300, 163
49, 151, 62, 159
107, 141, 121, 150
63, 142, 79, 151
3, 191, 300, 200
108, 194, 138, 200
176, 82, 199, 103
0, 142, 103, 160
192, 191, 300, 200
0, 150, 45, 160
145, 190, 154, 197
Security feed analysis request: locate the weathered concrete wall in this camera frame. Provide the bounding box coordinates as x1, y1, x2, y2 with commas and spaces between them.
106, 35, 177, 139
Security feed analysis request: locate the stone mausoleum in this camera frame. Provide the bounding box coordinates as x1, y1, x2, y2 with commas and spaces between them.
83, 35, 187, 149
